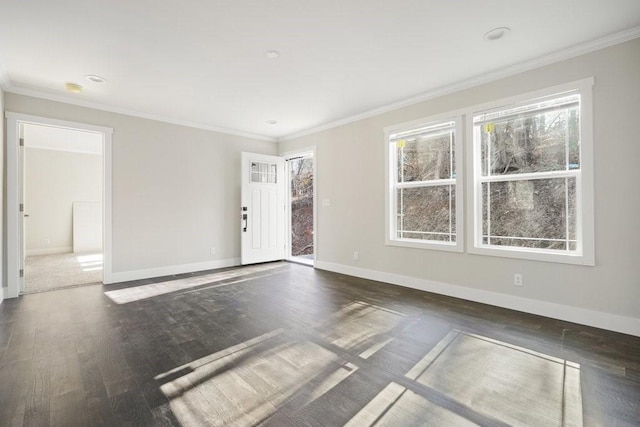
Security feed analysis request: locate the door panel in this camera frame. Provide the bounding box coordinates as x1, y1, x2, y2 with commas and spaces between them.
241, 152, 285, 265
267, 190, 278, 248
18, 134, 26, 293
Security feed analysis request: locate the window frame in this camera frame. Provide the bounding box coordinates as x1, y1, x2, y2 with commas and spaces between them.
384, 113, 465, 252
465, 78, 595, 265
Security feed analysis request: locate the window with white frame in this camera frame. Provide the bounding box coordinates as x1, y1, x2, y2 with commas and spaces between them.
386, 117, 463, 251
470, 80, 594, 265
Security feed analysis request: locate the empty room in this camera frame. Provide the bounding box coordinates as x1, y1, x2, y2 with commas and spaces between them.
1, 1, 639, 426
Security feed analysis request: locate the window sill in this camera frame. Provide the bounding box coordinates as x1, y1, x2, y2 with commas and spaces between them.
386, 238, 463, 253
468, 244, 595, 266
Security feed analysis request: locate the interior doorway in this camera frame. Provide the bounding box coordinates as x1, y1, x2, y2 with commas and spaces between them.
6, 112, 113, 299
286, 151, 315, 266
22, 124, 104, 293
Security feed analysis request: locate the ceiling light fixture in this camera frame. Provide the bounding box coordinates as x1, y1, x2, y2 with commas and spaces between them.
266, 120, 278, 125
86, 74, 106, 83
65, 82, 83, 93
483, 27, 511, 41
266, 50, 280, 59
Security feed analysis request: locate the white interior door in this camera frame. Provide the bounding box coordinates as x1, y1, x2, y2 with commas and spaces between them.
241, 152, 285, 265
18, 129, 26, 293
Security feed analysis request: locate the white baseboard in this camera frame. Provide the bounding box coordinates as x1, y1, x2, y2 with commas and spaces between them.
106, 258, 241, 284
26, 246, 73, 256
315, 261, 640, 337
0, 287, 4, 305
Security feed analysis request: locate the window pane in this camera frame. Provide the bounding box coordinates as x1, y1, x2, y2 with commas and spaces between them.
476, 95, 580, 176
397, 129, 454, 182
482, 178, 576, 250
250, 161, 277, 183
397, 186, 455, 242
568, 178, 576, 241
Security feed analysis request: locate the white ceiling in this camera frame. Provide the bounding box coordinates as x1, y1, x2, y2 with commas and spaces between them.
24, 124, 102, 155
1, 1, 639, 141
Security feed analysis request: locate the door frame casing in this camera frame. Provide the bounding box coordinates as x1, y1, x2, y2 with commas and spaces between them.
5, 112, 114, 297
282, 146, 317, 264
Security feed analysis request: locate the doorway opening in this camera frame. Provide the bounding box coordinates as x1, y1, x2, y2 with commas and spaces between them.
286, 151, 315, 266
6, 112, 113, 299
22, 124, 104, 293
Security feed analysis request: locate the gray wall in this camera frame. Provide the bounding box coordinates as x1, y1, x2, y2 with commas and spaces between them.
24, 148, 102, 254
4, 93, 277, 274
279, 38, 640, 322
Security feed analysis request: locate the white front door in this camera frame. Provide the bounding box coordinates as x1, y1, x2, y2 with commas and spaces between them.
241, 152, 285, 265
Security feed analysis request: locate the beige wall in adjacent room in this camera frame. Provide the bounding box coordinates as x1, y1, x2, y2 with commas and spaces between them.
24, 147, 102, 254
279, 38, 640, 322
4, 94, 277, 274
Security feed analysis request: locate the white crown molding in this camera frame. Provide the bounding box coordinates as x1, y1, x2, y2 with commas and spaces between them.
315, 261, 640, 337
279, 26, 640, 142
4, 84, 277, 143
4, 26, 639, 144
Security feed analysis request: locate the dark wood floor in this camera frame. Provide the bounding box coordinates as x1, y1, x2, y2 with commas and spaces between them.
1, 262, 639, 426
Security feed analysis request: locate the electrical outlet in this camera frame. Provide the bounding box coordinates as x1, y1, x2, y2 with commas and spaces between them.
45, 238, 50, 245
514, 273, 523, 286
353, 251, 359, 260
210, 247, 216, 255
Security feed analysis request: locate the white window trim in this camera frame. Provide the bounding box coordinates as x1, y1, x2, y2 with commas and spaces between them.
384, 113, 465, 252
464, 77, 595, 266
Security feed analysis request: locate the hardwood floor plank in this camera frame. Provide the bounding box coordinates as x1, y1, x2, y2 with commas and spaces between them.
0, 359, 32, 426
3, 329, 35, 363
149, 403, 182, 427
50, 354, 84, 398
23, 356, 51, 427
110, 388, 155, 427
78, 348, 118, 426
50, 390, 90, 427
92, 327, 137, 397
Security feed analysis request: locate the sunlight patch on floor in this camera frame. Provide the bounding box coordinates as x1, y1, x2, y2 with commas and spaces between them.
345, 382, 477, 426
76, 253, 104, 272
405, 330, 583, 426
155, 304, 583, 426
104, 263, 285, 304
320, 301, 406, 356
157, 329, 342, 426
76, 253, 103, 263
300, 362, 358, 407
